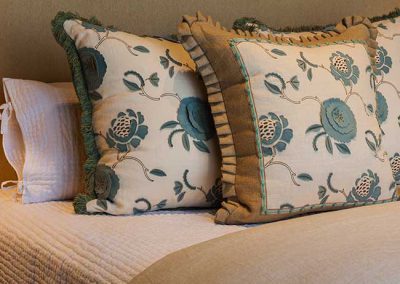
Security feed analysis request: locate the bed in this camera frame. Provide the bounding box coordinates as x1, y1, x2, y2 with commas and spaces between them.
1, 0, 400, 283
2, 188, 400, 283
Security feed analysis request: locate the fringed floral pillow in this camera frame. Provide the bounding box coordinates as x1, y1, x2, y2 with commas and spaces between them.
52, 12, 221, 215
179, 12, 398, 224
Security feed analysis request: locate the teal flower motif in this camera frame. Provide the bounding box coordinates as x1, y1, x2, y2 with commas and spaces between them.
162, 97, 215, 153
177, 97, 215, 141
375, 46, 392, 75
329, 51, 360, 86
347, 170, 381, 202
390, 153, 400, 183
259, 113, 293, 156
91, 164, 120, 201
321, 98, 356, 143
376, 91, 388, 125
78, 47, 107, 91
106, 109, 148, 152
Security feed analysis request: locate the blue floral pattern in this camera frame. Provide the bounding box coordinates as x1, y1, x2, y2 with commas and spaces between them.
329, 51, 360, 86
106, 109, 148, 152
177, 97, 215, 141
321, 98, 357, 143
347, 170, 381, 202
90, 164, 120, 201
78, 47, 107, 92
161, 97, 215, 153
259, 113, 293, 156
375, 46, 392, 75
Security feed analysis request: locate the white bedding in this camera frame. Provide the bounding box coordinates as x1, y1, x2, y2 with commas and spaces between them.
0, 190, 246, 283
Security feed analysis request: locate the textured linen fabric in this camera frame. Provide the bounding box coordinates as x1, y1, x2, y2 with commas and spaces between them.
1, 79, 85, 203
0, 189, 246, 283
132, 201, 400, 284
177, 13, 399, 224
53, 13, 221, 215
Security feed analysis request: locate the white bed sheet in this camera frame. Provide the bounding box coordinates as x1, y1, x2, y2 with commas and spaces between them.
0, 190, 246, 283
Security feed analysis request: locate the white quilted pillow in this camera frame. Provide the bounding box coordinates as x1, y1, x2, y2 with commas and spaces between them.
1, 79, 85, 203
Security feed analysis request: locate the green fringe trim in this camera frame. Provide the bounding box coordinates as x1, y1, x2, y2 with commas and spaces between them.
73, 194, 95, 214
233, 8, 400, 33
51, 11, 101, 211
232, 17, 269, 33
370, 8, 400, 22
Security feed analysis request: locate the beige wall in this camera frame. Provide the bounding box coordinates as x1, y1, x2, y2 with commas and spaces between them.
1, 0, 399, 181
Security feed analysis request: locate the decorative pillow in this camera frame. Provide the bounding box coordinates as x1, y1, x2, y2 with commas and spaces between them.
179, 12, 398, 224
233, 8, 400, 188
1, 79, 85, 203
52, 12, 221, 215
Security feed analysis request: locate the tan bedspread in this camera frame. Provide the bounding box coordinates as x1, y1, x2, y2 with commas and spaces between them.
132, 202, 400, 284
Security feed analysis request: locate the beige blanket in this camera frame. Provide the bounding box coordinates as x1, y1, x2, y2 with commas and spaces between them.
132, 202, 400, 284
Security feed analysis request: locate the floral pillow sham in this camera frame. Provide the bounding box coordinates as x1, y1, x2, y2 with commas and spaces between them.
179, 12, 397, 224
52, 12, 222, 215
234, 9, 400, 185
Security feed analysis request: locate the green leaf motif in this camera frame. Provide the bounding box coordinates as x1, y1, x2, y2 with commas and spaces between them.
160, 120, 179, 130
307, 68, 313, 81
320, 195, 329, 204
157, 199, 167, 209
133, 46, 150, 53
177, 192, 186, 202
297, 59, 306, 71
325, 136, 333, 154
150, 169, 167, 177
182, 133, 190, 151
264, 80, 282, 94
297, 173, 313, 181
193, 140, 210, 153
271, 48, 287, 56
289, 76, 300, 90
318, 186, 327, 199
367, 104, 374, 113
335, 143, 351, 155
365, 137, 376, 152
169, 66, 175, 78
174, 181, 183, 195
160, 56, 169, 69
149, 72, 159, 87
306, 124, 323, 133
123, 79, 141, 92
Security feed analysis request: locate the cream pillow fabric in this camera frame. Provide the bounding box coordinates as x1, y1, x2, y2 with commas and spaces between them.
52, 12, 222, 215
234, 10, 400, 186
1, 79, 85, 203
